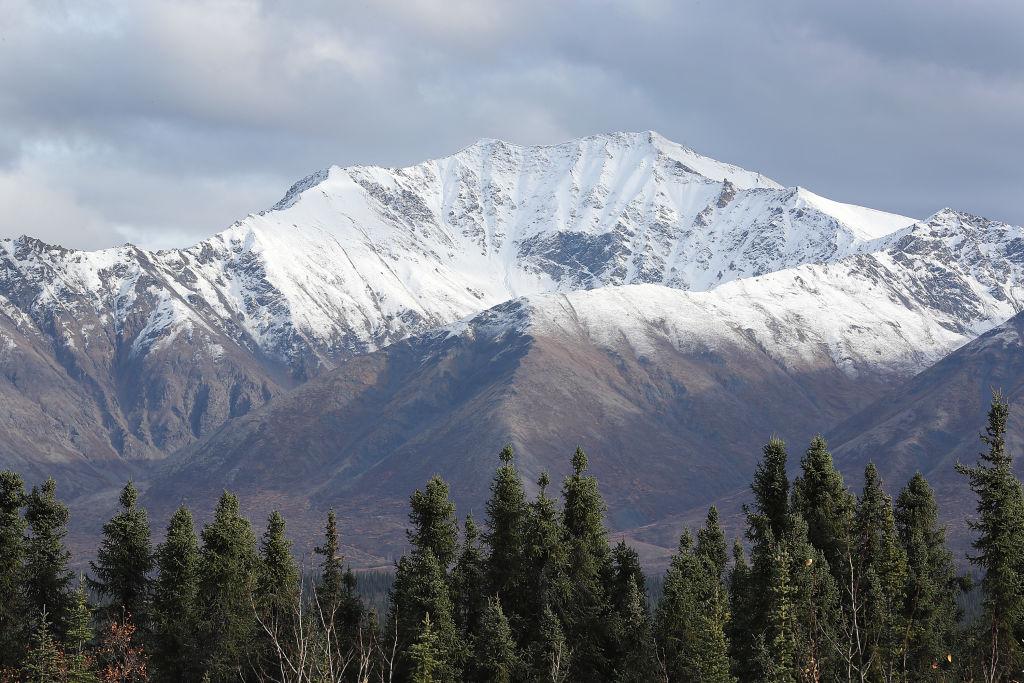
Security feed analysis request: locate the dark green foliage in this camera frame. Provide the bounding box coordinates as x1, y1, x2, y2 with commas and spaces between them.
0, 470, 27, 668
407, 476, 459, 569
655, 527, 735, 683
23, 477, 74, 638
409, 613, 442, 683
895, 472, 960, 677
197, 491, 260, 681
753, 437, 791, 538
758, 541, 797, 683
483, 445, 528, 627
255, 510, 300, 673
853, 463, 908, 679
452, 515, 486, 636
88, 482, 153, 626
519, 471, 569, 663
469, 598, 522, 682
315, 509, 344, 617
956, 391, 1024, 680
560, 447, 614, 680
391, 550, 462, 680
697, 506, 728, 582
391, 476, 464, 679
67, 580, 99, 683
150, 506, 201, 681
22, 609, 64, 683
792, 435, 855, 582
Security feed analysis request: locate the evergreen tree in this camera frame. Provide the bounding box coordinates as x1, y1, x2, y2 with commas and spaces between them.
483, 445, 528, 625
758, 541, 797, 683
697, 506, 729, 583
752, 437, 791, 538
24, 477, 74, 638
150, 506, 201, 682
451, 515, 486, 636
521, 471, 570, 672
407, 476, 459, 569
67, 580, 99, 683
611, 574, 657, 683
390, 549, 463, 680
255, 510, 300, 673
390, 476, 463, 679
655, 528, 735, 683
197, 491, 260, 681
560, 447, 614, 680
88, 482, 153, 626
786, 513, 842, 683
726, 538, 755, 680
853, 463, 908, 680
315, 509, 344, 618
0, 470, 27, 669
22, 608, 64, 683
537, 604, 570, 683
894, 472, 960, 678
955, 392, 1024, 682
791, 436, 855, 582
469, 598, 522, 682
409, 613, 442, 683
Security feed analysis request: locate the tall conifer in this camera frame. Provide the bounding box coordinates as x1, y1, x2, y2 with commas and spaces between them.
561, 447, 614, 680
0, 470, 27, 668
150, 506, 201, 682
894, 472, 960, 678
23, 477, 74, 638
956, 392, 1024, 681
483, 445, 527, 622
197, 491, 260, 680
88, 482, 153, 626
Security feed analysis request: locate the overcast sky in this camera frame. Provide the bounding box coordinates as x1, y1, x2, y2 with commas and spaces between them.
1, 0, 1021, 250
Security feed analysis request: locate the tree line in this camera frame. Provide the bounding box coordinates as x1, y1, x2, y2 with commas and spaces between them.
0, 393, 1023, 681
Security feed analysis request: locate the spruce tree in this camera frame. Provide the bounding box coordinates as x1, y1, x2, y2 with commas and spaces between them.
537, 604, 570, 683
470, 598, 522, 682
521, 471, 569, 672
88, 482, 153, 626
150, 506, 201, 682
611, 574, 657, 682
0, 470, 27, 668
22, 608, 64, 683
67, 579, 99, 683
390, 476, 463, 679
315, 509, 344, 615
197, 491, 260, 681
407, 476, 459, 569
409, 613, 442, 683
956, 392, 1024, 681
255, 510, 300, 673
786, 512, 842, 683
390, 549, 463, 680
759, 540, 797, 683
726, 538, 755, 680
853, 463, 908, 680
313, 508, 364, 644
483, 445, 528, 627
894, 472, 960, 678
697, 506, 728, 583
655, 528, 735, 683
791, 436, 855, 582
752, 437, 791, 538
560, 447, 614, 680
23, 477, 74, 638
452, 515, 486, 636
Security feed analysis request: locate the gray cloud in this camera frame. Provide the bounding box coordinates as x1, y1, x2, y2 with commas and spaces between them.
0, 0, 1021, 249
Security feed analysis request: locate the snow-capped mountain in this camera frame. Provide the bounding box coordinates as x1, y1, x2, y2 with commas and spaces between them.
1, 131, 1022, 489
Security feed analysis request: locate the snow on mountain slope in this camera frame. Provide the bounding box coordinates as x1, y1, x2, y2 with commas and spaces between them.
1, 131, 1021, 477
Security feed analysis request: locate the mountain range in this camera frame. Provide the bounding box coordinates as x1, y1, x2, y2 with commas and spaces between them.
2, 131, 1022, 564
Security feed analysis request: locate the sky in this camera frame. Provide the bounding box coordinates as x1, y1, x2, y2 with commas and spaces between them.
1, 0, 1021, 250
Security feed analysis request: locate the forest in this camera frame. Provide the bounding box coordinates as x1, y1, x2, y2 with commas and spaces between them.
1, 393, 1022, 682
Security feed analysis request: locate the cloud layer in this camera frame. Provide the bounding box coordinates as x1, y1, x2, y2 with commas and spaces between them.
1, 0, 1021, 249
